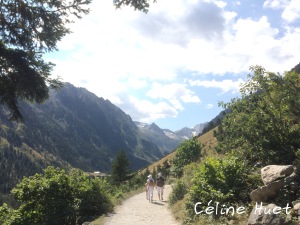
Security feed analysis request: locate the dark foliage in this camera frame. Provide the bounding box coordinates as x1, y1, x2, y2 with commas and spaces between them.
0, 0, 91, 120
111, 149, 130, 184
114, 0, 156, 12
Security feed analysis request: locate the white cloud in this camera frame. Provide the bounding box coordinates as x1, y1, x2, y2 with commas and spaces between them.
282, 0, 300, 23
180, 94, 201, 103
206, 104, 214, 109
263, 0, 300, 23
215, 1, 227, 8
263, 0, 284, 9
146, 83, 201, 110
233, 1, 241, 6
49, 0, 300, 82
133, 0, 226, 45
126, 78, 148, 89
126, 96, 178, 123
169, 99, 184, 111
46, 0, 300, 127
217, 15, 300, 73
189, 79, 244, 94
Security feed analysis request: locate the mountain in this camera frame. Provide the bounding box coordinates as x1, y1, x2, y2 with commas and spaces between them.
162, 129, 185, 141
175, 123, 208, 139
200, 109, 230, 135
292, 62, 300, 73
134, 122, 184, 155
134, 121, 209, 154
0, 83, 163, 195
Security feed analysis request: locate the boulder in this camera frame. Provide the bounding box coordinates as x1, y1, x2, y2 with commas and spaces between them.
247, 204, 290, 225
293, 200, 300, 216
248, 165, 299, 224
261, 165, 294, 185
283, 172, 297, 184
250, 180, 285, 202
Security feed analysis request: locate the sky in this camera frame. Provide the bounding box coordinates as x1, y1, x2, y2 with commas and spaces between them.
46, 0, 300, 131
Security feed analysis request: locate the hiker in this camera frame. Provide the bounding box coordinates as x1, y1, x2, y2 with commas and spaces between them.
156, 172, 165, 201
145, 182, 148, 200
146, 174, 155, 202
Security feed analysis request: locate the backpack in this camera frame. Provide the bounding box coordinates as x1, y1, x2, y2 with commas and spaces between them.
148, 178, 155, 186
157, 177, 165, 187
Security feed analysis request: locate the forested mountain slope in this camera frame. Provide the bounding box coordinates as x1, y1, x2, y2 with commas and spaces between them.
0, 83, 163, 195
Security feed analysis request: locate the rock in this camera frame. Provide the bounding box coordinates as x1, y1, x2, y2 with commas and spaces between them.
248, 165, 299, 224
261, 165, 294, 185
293, 200, 300, 207
283, 172, 297, 184
247, 204, 290, 225
250, 180, 285, 202
293, 200, 300, 216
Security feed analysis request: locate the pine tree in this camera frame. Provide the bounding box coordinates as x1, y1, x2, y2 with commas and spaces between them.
111, 149, 130, 184
0, 0, 91, 120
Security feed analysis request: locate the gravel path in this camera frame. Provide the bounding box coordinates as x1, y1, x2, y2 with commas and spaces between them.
103, 185, 180, 225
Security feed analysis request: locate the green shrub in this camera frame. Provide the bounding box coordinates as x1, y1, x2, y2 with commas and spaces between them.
182, 162, 198, 188
167, 177, 176, 185
0, 203, 20, 225
244, 170, 264, 191
185, 156, 249, 220
114, 191, 124, 199
4, 167, 112, 225
215, 67, 300, 166
169, 180, 187, 205
75, 176, 113, 223
172, 138, 202, 177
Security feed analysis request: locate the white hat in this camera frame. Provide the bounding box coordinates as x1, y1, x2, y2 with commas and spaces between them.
148, 174, 152, 179
158, 173, 162, 177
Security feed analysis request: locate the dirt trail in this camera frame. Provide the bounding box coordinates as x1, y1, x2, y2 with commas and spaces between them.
103, 185, 180, 225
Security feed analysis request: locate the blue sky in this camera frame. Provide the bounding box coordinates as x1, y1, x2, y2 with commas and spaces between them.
46, 0, 300, 131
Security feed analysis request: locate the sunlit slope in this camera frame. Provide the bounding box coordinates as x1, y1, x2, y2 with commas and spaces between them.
139, 127, 219, 174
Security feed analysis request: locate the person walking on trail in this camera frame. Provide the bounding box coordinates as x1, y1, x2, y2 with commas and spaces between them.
145, 182, 148, 200
146, 174, 155, 202
156, 172, 165, 201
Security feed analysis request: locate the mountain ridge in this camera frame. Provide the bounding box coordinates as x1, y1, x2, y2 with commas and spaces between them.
0, 83, 164, 194
0, 82, 220, 199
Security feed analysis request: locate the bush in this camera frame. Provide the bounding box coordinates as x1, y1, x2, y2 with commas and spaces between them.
75, 176, 113, 223
172, 138, 202, 177
0, 203, 20, 225
169, 180, 187, 205
215, 67, 300, 166
4, 167, 112, 225
185, 156, 249, 220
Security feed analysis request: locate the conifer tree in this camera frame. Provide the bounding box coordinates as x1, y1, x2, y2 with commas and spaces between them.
114, 0, 156, 12
0, 0, 91, 120
111, 149, 130, 183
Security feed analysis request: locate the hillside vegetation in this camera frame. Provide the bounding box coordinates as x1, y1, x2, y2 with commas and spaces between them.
139, 126, 218, 176
166, 65, 300, 225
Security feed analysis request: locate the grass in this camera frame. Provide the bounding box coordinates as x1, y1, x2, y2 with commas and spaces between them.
92, 216, 107, 225
170, 197, 187, 222
197, 127, 219, 157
